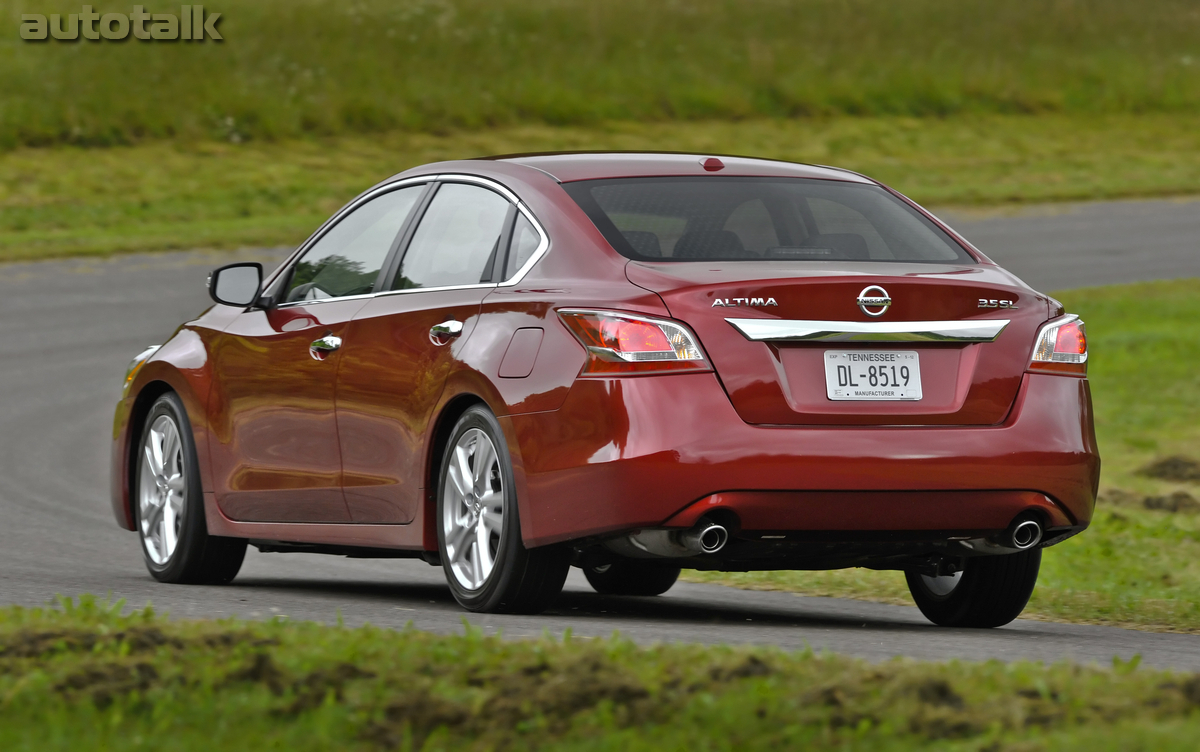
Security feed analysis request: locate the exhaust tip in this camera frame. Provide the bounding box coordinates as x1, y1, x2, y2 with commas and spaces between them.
1010, 519, 1043, 550
698, 524, 728, 554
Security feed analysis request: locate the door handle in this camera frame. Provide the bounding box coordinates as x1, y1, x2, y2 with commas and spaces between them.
309, 334, 342, 361
429, 320, 464, 345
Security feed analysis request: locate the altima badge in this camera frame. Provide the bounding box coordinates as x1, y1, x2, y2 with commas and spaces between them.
856, 285, 891, 317
711, 297, 778, 307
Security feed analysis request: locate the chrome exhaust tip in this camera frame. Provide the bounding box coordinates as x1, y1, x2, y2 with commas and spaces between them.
959, 516, 1046, 555
1010, 519, 1043, 550
682, 522, 729, 554
605, 520, 730, 558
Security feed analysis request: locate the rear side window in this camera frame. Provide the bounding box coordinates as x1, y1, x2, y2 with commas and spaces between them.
284, 185, 424, 302
393, 183, 513, 290
562, 176, 973, 264
505, 214, 542, 278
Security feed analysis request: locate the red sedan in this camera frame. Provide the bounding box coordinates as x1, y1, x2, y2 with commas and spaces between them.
112, 153, 1098, 627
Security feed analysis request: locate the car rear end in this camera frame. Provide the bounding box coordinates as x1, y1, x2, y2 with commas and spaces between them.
507, 162, 1098, 580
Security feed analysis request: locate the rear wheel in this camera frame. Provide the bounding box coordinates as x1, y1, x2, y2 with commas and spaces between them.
437, 406, 570, 614
905, 549, 1041, 628
135, 393, 246, 584
584, 560, 681, 596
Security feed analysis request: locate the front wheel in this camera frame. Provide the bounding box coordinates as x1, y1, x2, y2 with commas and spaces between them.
437, 406, 570, 614
905, 549, 1041, 628
135, 392, 246, 584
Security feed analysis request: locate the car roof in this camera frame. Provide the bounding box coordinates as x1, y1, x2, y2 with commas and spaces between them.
480, 152, 876, 184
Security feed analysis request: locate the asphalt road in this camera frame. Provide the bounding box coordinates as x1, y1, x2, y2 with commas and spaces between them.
2, 198, 1199, 669
939, 197, 1200, 291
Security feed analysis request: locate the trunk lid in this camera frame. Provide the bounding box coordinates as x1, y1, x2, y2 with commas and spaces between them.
626, 261, 1049, 426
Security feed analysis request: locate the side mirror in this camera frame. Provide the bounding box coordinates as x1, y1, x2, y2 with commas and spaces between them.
208, 263, 263, 307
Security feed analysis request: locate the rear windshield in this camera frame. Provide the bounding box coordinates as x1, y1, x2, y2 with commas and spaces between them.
562, 176, 974, 264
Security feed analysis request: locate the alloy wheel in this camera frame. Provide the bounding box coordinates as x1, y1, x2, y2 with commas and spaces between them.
139, 414, 187, 565
442, 427, 505, 591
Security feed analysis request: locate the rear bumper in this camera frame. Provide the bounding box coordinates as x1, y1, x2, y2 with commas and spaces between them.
507, 372, 1099, 548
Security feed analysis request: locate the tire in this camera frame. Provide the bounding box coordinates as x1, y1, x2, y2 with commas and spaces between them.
437, 405, 570, 614
135, 393, 246, 585
905, 549, 1041, 628
584, 560, 681, 596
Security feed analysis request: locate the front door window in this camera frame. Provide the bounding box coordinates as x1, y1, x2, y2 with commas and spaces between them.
285, 185, 425, 302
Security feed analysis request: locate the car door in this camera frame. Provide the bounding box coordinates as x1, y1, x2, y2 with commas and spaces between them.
207, 183, 428, 523
335, 180, 516, 523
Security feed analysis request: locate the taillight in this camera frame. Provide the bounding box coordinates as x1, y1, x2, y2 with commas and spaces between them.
1029, 315, 1088, 376
558, 309, 711, 375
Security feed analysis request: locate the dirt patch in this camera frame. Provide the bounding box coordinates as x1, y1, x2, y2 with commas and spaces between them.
0, 625, 276, 661
710, 654, 774, 681
798, 666, 1200, 745
1144, 491, 1200, 514
282, 662, 376, 715
361, 650, 779, 748
223, 651, 291, 695
220, 651, 377, 715
0, 626, 181, 659
1098, 488, 1200, 514
1138, 456, 1200, 483
0, 625, 283, 709
54, 661, 160, 708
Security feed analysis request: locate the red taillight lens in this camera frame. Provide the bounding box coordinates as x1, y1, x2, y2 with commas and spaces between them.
602, 318, 673, 352
1029, 315, 1088, 376
1055, 321, 1086, 355
558, 309, 711, 376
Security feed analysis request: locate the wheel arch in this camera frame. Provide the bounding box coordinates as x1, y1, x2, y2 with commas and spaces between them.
122, 380, 178, 530
114, 324, 221, 531
422, 393, 489, 550
118, 357, 212, 532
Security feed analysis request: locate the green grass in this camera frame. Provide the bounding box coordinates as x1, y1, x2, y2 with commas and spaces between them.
1068, 280, 1200, 489
686, 279, 1200, 633
6, 597, 1200, 751
3, 0, 1200, 149
3, 0, 1199, 261
3, 112, 1200, 262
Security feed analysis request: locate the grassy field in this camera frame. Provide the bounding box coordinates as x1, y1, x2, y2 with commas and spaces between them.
687, 278, 1200, 633
3, 0, 1198, 263
4, 0, 1200, 149
3, 112, 1200, 262
5, 597, 1200, 751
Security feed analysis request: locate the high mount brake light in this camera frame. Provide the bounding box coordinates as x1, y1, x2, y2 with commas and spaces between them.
558, 310, 711, 375
1029, 315, 1088, 376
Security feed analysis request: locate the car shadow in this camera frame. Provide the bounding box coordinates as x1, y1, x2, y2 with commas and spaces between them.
225, 575, 939, 633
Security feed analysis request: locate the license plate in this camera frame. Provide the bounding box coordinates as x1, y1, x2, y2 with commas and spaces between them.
824, 351, 922, 401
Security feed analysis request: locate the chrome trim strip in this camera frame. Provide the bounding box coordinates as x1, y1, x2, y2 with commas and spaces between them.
263, 175, 441, 291
496, 201, 551, 287
437, 174, 521, 205
374, 282, 499, 299
273, 292, 380, 309
726, 318, 1010, 343
277, 283, 502, 308
558, 308, 679, 326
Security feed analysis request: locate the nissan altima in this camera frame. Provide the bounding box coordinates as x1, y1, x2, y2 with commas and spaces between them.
112, 153, 1098, 627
